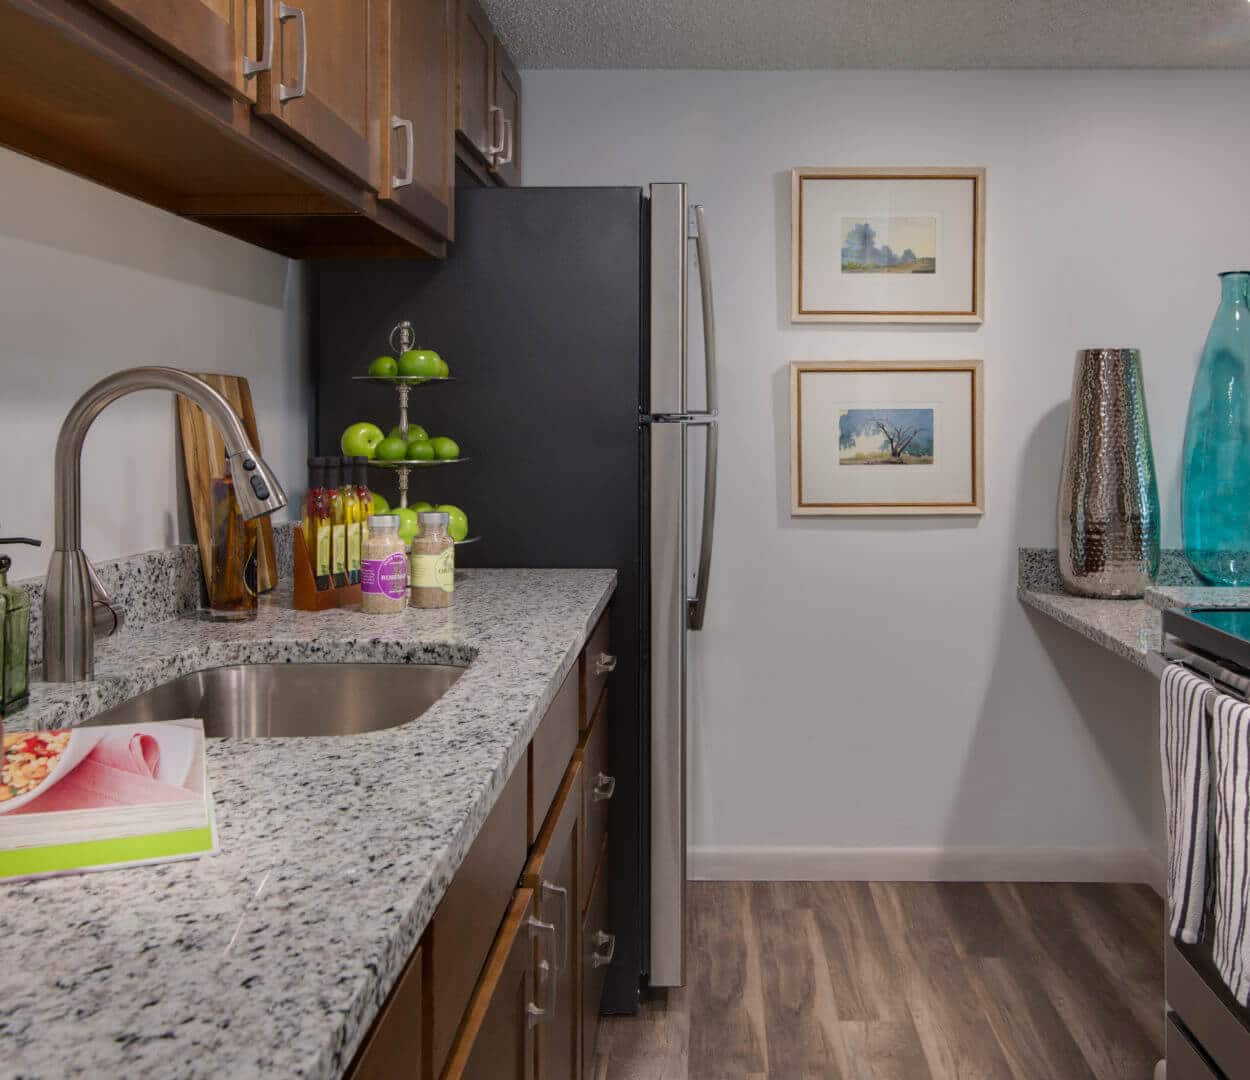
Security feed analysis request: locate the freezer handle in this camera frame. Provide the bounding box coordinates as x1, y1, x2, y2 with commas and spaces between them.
688, 204, 718, 631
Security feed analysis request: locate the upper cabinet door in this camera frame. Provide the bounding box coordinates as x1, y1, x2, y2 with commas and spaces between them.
86, 0, 262, 100
256, 0, 380, 190
491, 37, 520, 186
381, 0, 454, 239
456, 0, 495, 164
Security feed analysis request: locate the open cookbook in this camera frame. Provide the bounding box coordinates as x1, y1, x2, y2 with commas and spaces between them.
0, 718, 218, 881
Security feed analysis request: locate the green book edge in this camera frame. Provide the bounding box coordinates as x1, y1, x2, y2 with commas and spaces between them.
0, 826, 215, 879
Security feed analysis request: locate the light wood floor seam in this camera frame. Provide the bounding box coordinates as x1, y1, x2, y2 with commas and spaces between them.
595, 882, 1163, 1080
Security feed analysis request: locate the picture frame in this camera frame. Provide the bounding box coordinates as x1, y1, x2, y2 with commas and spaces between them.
791, 167, 986, 324
790, 360, 984, 516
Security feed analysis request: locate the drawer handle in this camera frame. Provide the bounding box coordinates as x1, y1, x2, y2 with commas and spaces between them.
540, 879, 569, 974
497, 117, 514, 167
243, 0, 274, 76
591, 930, 616, 968
526, 916, 556, 1028
278, 3, 307, 103
592, 773, 616, 802
594, 652, 618, 675
391, 116, 414, 188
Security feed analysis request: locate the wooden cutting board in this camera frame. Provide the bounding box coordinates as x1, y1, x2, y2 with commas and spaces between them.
177, 373, 278, 594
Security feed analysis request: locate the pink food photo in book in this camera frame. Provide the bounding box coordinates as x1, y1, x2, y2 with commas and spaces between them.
1, 721, 204, 815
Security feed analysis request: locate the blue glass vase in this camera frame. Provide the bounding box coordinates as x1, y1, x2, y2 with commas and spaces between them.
1182, 271, 1250, 585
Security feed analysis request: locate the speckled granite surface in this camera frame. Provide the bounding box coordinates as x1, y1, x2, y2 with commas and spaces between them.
0, 567, 616, 1079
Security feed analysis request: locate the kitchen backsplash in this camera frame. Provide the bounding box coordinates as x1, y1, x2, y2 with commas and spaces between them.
17, 523, 296, 669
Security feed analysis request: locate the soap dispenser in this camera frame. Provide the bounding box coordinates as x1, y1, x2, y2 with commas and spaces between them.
0, 536, 41, 714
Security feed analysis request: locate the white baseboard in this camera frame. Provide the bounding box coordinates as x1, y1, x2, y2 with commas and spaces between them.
688, 845, 1159, 885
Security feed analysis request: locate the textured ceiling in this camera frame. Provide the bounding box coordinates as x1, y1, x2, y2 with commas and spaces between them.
480, 0, 1250, 69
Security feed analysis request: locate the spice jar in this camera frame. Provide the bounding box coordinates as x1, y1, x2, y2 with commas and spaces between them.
410, 511, 454, 609
360, 515, 408, 614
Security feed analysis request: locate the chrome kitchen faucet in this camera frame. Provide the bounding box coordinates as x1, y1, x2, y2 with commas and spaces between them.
43, 367, 287, 682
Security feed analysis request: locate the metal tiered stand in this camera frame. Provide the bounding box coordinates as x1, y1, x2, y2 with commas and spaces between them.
350, 321, 480, 546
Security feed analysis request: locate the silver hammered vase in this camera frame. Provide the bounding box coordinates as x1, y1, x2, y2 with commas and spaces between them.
1057, 348, 1160, 598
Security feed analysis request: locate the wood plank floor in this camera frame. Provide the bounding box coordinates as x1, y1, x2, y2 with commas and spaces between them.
593, 883, 1164, 1080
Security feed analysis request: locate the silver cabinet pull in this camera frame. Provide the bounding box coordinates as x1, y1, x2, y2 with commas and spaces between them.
526, 915, 556, 1028
243, 0, 274, 77
592, 773, 616, 802
487, 104, 505, 157
497, 116, 514, 166
540, 879, 569, 974
278, 4, 307, 103
391, 116, 414, 188
591, 930, 616, 968
594, 652, 618, 675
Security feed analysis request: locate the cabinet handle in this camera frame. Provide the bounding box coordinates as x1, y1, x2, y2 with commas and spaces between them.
487, 104, 505, 157
278, 3, 307, 103
243, 0, 274, 77
540, 879, 570, 975
391, 116, 414, 189
591, 930, 616, 968
594, 652, 618, 675
497, 117, 514, 167
526, 915, 556, 1028
592, 773, 616, 802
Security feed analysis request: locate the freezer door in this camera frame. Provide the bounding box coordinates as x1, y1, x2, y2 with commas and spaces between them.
649, 183, 688, 414
649, 418, 687, 987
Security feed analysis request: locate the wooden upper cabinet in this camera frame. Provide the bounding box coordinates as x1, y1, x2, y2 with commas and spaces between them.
490, 36, 519, 186
84, 0, 261, 100
381, 0, 454, 240
256, 0, 380, 190
456, 0, 495, 163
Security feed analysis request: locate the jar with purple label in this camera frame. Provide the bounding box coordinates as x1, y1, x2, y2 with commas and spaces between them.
360, 515, 409, 614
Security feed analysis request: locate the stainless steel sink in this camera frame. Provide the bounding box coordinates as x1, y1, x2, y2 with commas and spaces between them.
87, 663, 465, 738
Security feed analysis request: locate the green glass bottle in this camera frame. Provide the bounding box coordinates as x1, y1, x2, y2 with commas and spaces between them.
0, 538, 41, 714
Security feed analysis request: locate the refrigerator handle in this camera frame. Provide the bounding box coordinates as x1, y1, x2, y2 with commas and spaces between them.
688, 204, 718, 631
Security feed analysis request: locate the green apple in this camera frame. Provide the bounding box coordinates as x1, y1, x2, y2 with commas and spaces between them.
430, 436, 460, 460
434, 355, 450, 378
395, 507, 420, 545
437, 504, 469, 542
407, 438, 435, 461
397, 349, 442, 379
375, 435, 408, 462
369, 492, 390, 514
341, 422, 385, 459
368, 355, 398, 377
410, 500, 434, 514
389, 423, 428, 442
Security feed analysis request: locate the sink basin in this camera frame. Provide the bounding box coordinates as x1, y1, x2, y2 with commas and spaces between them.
87, 663, 465, 738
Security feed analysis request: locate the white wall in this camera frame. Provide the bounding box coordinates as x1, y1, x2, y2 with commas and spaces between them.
0, 148, 312, 581
522, 69, 1250, 881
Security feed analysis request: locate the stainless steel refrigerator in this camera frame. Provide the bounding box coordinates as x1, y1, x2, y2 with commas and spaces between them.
314, 178, 717, 1008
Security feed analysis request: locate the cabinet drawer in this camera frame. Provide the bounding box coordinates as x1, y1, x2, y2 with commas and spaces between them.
430, 760, 528, 1078
530, 665, 578, 843
578, 694, 612, 915
579, 609, 613, 733
581, 843, 611, 1080
1166, 1014, 1224, 1080
349, 943, 422, 1079
1167, 938, 1250, 1079
444, 888, 537, 1080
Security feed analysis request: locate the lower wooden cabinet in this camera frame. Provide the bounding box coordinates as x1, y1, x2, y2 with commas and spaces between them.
581, 846, 611, 1080
350, 944, 423, 1079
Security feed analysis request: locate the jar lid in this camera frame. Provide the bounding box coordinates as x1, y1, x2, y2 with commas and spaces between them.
367, 514, 400, 528
418, 511, 450, 525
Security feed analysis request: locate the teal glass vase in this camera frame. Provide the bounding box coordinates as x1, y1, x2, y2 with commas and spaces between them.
1182, 271, 1250, 585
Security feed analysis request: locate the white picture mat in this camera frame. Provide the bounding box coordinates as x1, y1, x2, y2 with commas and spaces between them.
798, 369, 974, 505
800, 178, 975, 314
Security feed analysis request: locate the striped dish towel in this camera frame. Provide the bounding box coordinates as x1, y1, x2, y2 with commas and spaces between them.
1210, 693, 1250, 1006
1160, 664, 1213, 944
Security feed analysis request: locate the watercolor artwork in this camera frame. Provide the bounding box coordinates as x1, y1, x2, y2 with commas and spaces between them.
840, 216, 937, 274
838, 408, 935, 466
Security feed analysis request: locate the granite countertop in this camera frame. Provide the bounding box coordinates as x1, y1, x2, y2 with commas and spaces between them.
0, 568, 617, 1079
1017, 548, 1250, 675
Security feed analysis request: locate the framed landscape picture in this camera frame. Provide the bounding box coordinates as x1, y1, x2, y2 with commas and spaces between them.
790, 360, 984, 516
792, 168, 985, 323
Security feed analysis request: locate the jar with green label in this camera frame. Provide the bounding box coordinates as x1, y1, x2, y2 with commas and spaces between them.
410, 511, 454, 608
